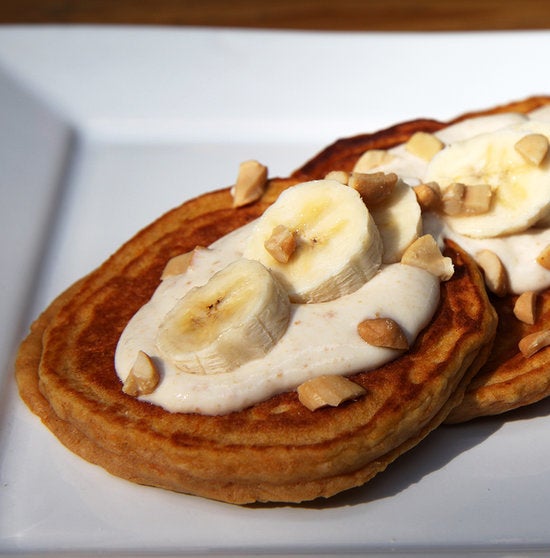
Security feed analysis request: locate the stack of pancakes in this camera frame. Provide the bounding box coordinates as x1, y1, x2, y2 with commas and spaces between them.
293, 95, 550, 425
15, 96, 550, 504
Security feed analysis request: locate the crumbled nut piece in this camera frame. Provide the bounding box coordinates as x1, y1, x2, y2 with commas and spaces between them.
513, 291, 538, 325
232, 160, 268, 207
441, 182, 465, 215
413, 182, 441, 212
537, 211, 550, 228
536, 244, 550, 270
122, 351, 160, 397
324, 170, 350, 184
475, 249, 509, 296
405, 131, 444, 161
462, 184, 493, 215
515, 133, 549, 166
297, 375, 366, 411
162, 250, 194, 279
401, 234, 454, 281
354, 149, 395, 173
357, 317, 409, 350
518, 329, 550, 358
348, 172, 398, 207
161, 247, 208, 279
440, 182, 492, 216
264, 225, 296, 263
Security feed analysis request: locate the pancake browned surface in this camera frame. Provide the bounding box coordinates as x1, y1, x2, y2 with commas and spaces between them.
15, 170, 495, 503
445, 291, 550, 423
293, 95, 550, 424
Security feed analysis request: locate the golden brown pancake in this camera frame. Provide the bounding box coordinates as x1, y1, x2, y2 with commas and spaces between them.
445, 291, 550, 423
292, 95, 550, 424
15, 172, 495, 504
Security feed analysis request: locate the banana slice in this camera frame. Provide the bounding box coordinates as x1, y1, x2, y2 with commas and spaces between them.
370, 179, 422, 263
156, 258, 290, 374
243, 179, 382, 303
425, 126, 550, 238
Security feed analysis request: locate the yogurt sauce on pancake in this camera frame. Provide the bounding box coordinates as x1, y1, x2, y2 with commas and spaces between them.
115, 221, 439, 415
424, 214, 550, 293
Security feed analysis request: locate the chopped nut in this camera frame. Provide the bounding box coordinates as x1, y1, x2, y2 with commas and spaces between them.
264, 225, 296, 263
297, 375, 366, 411
348, 172, 398, 207
413, 182, 441, 212
122, 351, 160, 397
536, 244, 550, 270
162, 250, 193, 279
441, 182, 465, 215
161, 247, 207, 279
354, 149, 395, 173
513, 291, 538, 325
536, 211, 550, 228
462, 184, 493, 215
357, 317, 409, 350
440, 182, 492, 216
475, 249, 509, 297
324, 170, 350, 185
401, 234, 454, 281
232, 160, 268, 207
518, 329, 550, 358
515, 133, 549, 166
405, 131, 444, 161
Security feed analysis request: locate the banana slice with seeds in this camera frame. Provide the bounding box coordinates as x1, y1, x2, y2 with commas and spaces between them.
425, 125, 550, 238
243, 179, 383, 303
156, 258, 290, 375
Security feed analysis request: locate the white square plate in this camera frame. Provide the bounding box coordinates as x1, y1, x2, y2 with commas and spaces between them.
1, 26, 550, 557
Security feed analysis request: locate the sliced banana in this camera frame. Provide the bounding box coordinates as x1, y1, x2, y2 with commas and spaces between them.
525, 124, 550, 228
370, 179, 422, 263
156, 258, 290, 374
352, 114, 529, 188
425, 126, 550, 238
243, 179, 382, 303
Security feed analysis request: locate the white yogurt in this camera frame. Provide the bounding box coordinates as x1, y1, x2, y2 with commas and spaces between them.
115, 223, 439, 415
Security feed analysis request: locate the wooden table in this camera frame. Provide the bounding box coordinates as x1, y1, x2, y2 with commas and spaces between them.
1, 0, 550, 31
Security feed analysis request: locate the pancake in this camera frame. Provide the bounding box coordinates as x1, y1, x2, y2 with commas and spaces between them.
292, 95, 550, 424
15, 172, 495, 504
445, 290, 550, 423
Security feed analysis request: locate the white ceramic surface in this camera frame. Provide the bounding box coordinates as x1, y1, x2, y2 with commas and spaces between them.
1, 26, 550, 557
